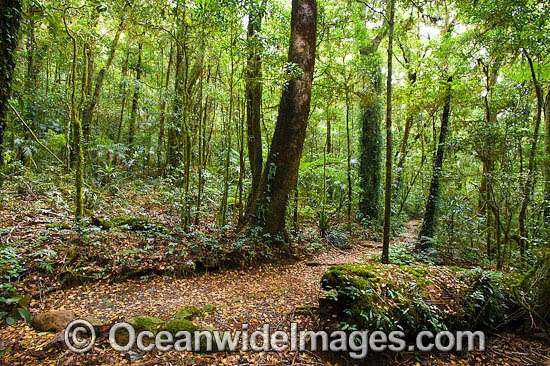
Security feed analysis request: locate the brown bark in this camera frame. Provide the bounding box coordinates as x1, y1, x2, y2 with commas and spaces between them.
249, 0, 317, 241
244, 0, 265, 213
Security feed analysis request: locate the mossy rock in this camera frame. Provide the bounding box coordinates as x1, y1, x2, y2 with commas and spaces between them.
174, 306, 201, 320
128, 316, 164, 332
162, 319, 197, 335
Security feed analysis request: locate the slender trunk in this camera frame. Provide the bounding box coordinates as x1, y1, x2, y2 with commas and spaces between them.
82, 13, 126, 140
0, 0, 22, 186
417, 77, 453, 249
394, 71, 417, 198
244, 0, 265, 216
158, 44, 173, 172
381, 0, 395, 264
248, 0, 317, 241
128, 42, 142, 147
518, 50, 543, 253
116, 43, 131, 146
544, 86, 550, 235
65, 20, 83, 221
345, 93, 352, 229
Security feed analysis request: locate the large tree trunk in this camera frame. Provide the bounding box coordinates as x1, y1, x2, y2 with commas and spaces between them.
417, 77, 453, 249
81, 14, 126, 140
0, 0, 22, 187
358, 29, 386, 223
244, 0, 265, 215
249, 0, 317, 241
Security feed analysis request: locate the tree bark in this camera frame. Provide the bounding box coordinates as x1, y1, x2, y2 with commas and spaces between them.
417, 77, 453, 249
0, 0, 22, 186
244, 0, 265, 214
358, 29, 386, 223
248, 0, 317, 241
382, 0, 395, 264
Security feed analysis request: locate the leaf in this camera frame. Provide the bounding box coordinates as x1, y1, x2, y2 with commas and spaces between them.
17, 308, 31, 322
5, 317, 16, 325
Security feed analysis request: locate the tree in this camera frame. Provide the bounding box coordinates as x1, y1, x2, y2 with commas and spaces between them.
244, 0, 265, 215
81, 11, 126, 140
358, 29, 385, 223
248, 0, 318, 241
0, 0, 22, 186
417, 77, 453, 249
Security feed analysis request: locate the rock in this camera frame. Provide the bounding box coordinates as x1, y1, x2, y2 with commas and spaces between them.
162, 319, 197, 335
31, 311, 75, 332
127, 316, 163, 332
174, 306, 201, 320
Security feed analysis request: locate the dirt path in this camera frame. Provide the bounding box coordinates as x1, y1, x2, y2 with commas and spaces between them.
0, 222, 420, 365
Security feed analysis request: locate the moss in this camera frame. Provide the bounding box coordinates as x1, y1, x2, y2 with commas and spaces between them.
202, 304, 216, 313
174, 306, 201, 320
162, 319, 197, 335
45, 223, 72, 229
128, 316, 164, 332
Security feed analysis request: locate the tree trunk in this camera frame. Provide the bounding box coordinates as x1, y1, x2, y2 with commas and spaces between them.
0, 0, 22, 186
128, 42, 142, 147
248, 0, 317, 241
158, 43, 173, 172
382, 0, 395, 264
544, 85, 550, 235
82, 14, 126, 140
244, 0, 265, 214
518, 50, 543, 254
417, 77, 453, 249
358, 29, 386, 223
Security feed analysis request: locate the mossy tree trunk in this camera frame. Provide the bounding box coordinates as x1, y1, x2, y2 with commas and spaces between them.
417, 77, 453, 249
0, 0, 22, 187
244, 0, 265, 217
248, 0, 317, 241
358, 29, 385, 223
382, 0, 395, 264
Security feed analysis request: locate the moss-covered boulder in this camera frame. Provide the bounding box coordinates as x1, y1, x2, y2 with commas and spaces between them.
174, 306, 201, 320
127, 316, 164, 332
162, 319, 197, 335
321, 263, 516, 333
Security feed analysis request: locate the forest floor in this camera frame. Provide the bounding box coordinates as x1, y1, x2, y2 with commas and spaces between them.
0, 185, 549, 365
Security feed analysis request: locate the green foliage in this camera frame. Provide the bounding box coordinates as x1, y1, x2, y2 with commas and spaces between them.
321, 263, 516, 333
